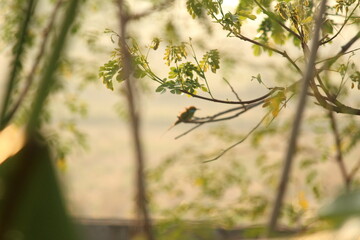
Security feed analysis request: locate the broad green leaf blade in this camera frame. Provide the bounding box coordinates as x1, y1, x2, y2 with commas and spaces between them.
0, 133, 79, 240
319, 190, 360, 225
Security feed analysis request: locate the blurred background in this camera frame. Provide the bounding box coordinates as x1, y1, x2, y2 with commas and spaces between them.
1, 0, 360, 235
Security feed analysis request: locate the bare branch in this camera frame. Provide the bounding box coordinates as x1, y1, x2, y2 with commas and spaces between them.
223, 78, 242, 102
174, 101, 264, 139
203, 111, 271, 163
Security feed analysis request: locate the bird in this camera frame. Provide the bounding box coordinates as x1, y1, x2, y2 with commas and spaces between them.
166, 106, 199, 132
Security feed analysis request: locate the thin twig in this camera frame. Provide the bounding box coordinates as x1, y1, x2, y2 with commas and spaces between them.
315, 47, 360, 64
188, 40, 214, 98
174, 123, 203, 139
267, 0, 327, 234
203, 111, 271, 163
191, 102, 264, 124
318, 31, 360, 74
320, 0, 360, 45
223, 78, 242, 102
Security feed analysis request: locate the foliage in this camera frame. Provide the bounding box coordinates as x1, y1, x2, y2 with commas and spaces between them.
99, 0, 360, 236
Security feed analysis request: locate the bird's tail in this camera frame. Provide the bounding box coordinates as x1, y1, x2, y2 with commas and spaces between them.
160, 121, 179, 137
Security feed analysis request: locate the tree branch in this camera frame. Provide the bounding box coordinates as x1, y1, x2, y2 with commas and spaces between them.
267, 0, 327, 234
235, 33, 303, 74
180, 87, 282, 105
318, 31, 360, 74
174, 101, 264, 139
328, 111, 349, 190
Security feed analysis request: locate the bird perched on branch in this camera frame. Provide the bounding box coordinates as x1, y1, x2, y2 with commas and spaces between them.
166, 106, 199, 131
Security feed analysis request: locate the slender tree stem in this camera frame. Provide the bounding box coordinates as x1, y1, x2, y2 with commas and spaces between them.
0, 0, 37, 130
27, 0, 78, 134
267, 0, 327, 234
118, 1, 154, 240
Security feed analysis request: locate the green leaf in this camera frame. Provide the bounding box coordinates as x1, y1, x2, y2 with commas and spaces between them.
262, 90, 286, 117
306, 170, 317, 184
321, 19, 334, 36
186, 0, 204, 18
319, 190, 360, 225
237, 10, 257, 20
252, 44, 262, 56
201, 86, 208, 92
271, 18, 286, 45
199, 49, 220, 73
99, 59, 120, 91
251, 74, 262, 84
301, 16, 313, 24
155, 85, 166, 93
237, 0, 256, 12
163, 43, 188, 66
299, 159, 317, 169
